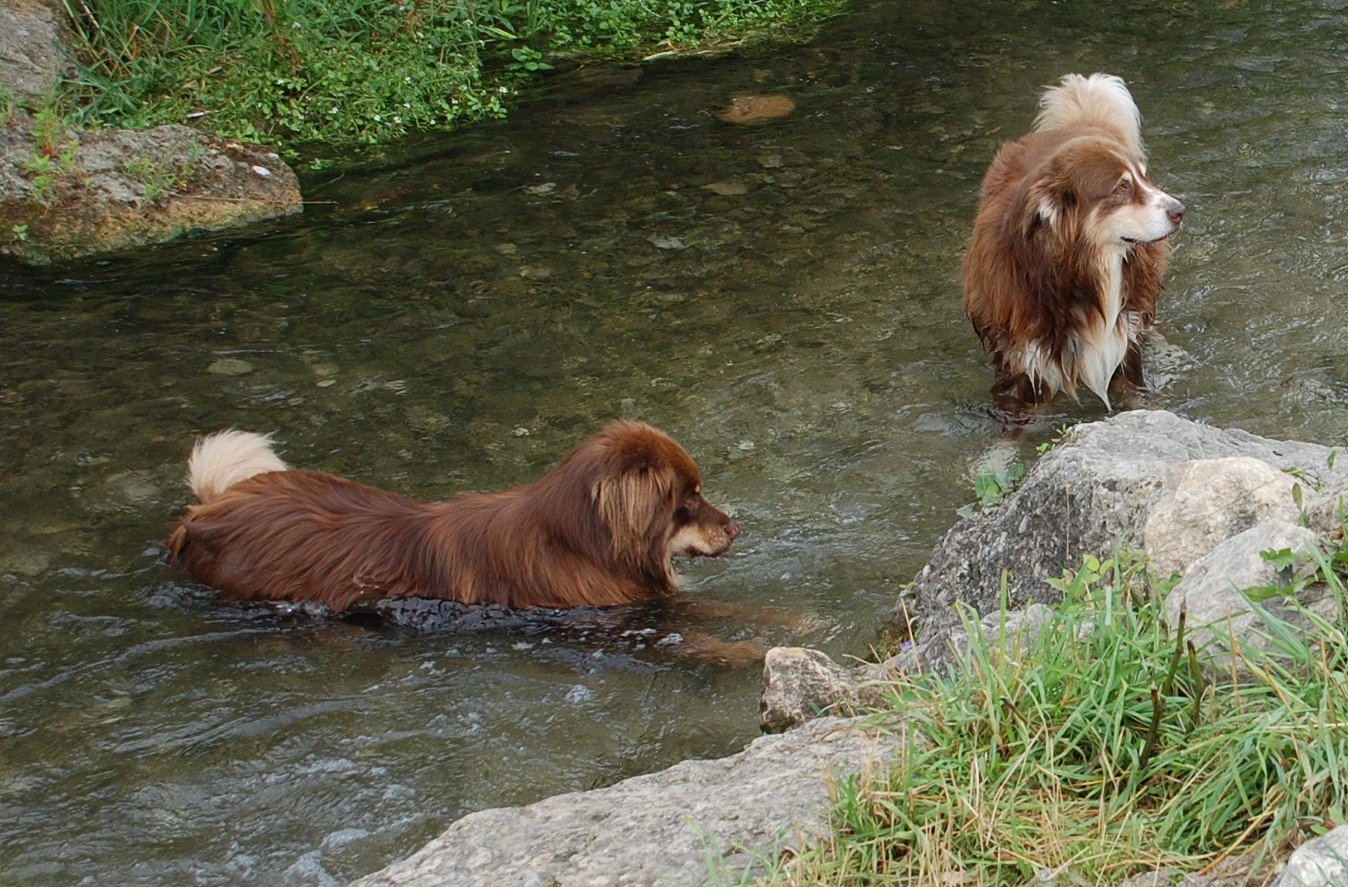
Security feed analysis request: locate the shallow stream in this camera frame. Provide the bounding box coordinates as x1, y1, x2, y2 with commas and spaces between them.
4, 0, 1348, 882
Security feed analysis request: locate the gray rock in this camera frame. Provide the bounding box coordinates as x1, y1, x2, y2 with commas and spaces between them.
894, 411, 1346, 648
1119, 849, 1264, 886
1143, 457, 1300, 579
1273, 825, 1348, 886
1, 122, 302, 262
1165, 520, 1323, 653
762, 604, 1056, 733
881, 602, 1055, 679
350, 716, 905, 887
759, 646, 890, 733
0, 0, 73, 104
1303, 485, 1348, 538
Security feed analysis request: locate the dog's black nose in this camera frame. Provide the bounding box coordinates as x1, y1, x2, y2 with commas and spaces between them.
1167, 200, 1186, 226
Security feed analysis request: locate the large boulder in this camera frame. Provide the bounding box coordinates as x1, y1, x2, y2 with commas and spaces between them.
349, 715, 904, 886
892, 410, 1346, 648
0, 0, 73, 104
0, 121, 302, 263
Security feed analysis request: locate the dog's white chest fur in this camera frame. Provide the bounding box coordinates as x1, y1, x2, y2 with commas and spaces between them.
1072, 251, 1130, 407
1012, 251, 1131, 408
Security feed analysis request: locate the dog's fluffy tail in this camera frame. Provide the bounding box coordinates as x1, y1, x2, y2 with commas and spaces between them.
186, 430, 288, 503
1033, 72, 1144, 160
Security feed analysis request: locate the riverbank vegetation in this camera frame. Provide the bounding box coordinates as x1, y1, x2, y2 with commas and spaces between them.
769, 541, 1348, 884
53, 0, 844, 152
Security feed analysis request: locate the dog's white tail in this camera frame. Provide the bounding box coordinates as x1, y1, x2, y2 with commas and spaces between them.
1033, 73, 1145, 161
186, 430, 288, 503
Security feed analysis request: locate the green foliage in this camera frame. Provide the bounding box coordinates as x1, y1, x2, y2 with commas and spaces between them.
969, 462, 1025, 510
55, 0, 843, 151
21, 139, 79, 202
121, 141, 205, 201
772, 540, 1348, 885
0, 86, 17, 123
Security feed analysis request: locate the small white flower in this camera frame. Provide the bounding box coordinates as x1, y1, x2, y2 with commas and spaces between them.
374, 114, 381, 122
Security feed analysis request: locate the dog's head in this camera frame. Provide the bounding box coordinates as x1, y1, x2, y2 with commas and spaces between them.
558, 421, 739, 581
1025, 136, 1184, 250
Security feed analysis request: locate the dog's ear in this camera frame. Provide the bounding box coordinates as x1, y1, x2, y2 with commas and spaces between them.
1023, 171, 1072, 237
592, 462, 674, 562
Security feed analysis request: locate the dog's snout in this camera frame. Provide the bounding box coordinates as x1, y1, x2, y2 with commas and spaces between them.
724, 517, 741, 542
1166, 199, 1185, 226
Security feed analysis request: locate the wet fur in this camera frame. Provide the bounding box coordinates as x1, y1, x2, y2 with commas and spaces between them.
963, 73, 1185, 414
166, 421, 739, 611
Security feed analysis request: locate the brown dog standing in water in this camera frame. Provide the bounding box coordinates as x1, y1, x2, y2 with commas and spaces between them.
963, 73, 1185, 416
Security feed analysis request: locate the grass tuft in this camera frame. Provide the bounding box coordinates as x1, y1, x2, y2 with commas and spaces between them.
772, 536, 1348, 885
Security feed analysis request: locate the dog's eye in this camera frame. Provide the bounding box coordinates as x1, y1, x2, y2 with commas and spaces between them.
1114, 178, 1133, 196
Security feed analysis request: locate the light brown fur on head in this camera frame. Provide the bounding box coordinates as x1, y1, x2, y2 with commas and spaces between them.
165, 421, 740, 612
963, 73, 1185, 414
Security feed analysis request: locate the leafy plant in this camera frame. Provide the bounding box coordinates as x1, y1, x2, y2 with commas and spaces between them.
508, 46, 553, 73
21, 142, 79, 201
970, 462, 1025, 509
122, 154, 195, 201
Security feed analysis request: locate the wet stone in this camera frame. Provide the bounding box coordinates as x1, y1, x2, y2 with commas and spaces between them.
206, 357, 256, 376
716, 93, 797, 124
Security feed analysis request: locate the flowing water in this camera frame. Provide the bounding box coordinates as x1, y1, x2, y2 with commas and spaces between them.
4, 0, 1348, 882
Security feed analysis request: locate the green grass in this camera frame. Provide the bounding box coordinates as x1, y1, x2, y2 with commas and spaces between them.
51, 0, 845, 152
769, 539, 1348, 885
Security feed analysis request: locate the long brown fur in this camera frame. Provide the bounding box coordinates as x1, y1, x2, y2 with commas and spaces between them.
962, 74, 1185, 414
166, 421, 740, 611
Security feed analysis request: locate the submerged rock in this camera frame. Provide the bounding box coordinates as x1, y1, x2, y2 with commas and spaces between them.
716, 92, 796, 124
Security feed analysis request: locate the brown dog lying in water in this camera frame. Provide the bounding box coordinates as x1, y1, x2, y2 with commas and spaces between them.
167, 421, 740, 612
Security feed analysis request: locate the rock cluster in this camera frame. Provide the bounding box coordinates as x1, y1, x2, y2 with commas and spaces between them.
761, 410, 1347, 731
